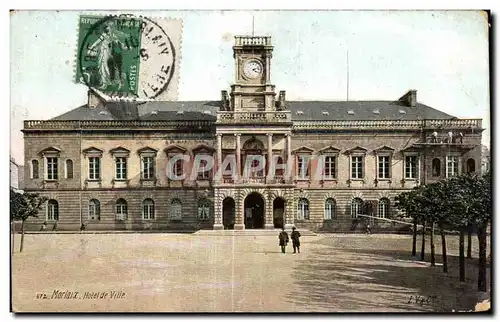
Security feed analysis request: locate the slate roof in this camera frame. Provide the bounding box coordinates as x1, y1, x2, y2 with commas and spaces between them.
50, 100, 455, 121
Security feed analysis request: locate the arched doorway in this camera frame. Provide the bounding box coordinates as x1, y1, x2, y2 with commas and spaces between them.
222, 197, 235, 230
244, 192, 265, 229
466, 158, 476, 174
273, 197, 286, 228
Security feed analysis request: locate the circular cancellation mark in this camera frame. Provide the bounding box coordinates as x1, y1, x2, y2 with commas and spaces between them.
77, 14, 176, 99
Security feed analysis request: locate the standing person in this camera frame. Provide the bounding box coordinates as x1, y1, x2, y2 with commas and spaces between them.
40, 221, 47, 231
291, 227, 301, 254
278, 228, 289, 254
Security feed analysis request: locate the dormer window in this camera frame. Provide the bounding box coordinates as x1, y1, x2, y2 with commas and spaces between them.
177, 110, 184, 115
373, 109, 380, 114
296, 110, 304, 115
322, 111, 329, 115
399, 110, 407, 114
347, 110, 355, 115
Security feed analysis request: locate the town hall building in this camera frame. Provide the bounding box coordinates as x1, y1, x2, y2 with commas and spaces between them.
22, 35, 484, 232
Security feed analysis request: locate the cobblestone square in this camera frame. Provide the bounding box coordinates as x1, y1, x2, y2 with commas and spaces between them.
11, 233, 489, 312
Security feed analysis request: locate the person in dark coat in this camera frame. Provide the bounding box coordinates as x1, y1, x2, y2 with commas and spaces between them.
278, 228, 289, 254
291, 227, 301, 253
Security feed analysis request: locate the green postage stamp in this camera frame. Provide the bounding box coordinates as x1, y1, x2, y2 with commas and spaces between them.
75, 15, 181, 99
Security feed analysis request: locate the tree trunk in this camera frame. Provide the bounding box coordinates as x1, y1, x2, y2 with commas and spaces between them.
412, 217, 417, 256
477, 225, 488, 292
467, 226, 472, 259
459, 228, 465, 282
440, 223, 448, 273
420, 220, 426, 261
430, 221, 436, 266
20, 220, 25, 253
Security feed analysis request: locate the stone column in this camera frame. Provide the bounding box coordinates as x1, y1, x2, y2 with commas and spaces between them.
265, 192, 275, 229
286, 133, 292, 182
235, 134, 241, 182
213, 189, 224, 230
284, 189, 294, 230
234, 191, 245, 230
216, 134, 222, 179
266, 133, 273, 180
265, 54, 271, 83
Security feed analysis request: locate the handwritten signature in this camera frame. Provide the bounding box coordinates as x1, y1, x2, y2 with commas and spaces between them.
407, 295, 437, 305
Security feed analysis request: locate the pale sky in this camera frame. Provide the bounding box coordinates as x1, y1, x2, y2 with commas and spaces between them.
10, 10, 490, 164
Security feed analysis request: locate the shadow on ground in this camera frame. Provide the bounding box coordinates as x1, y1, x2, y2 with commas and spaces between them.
286, 239, 488, 312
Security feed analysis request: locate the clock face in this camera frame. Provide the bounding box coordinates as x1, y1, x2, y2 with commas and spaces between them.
243, 60, 263, 79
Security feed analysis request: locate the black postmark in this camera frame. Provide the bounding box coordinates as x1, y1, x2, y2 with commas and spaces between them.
77, 14, 175, 99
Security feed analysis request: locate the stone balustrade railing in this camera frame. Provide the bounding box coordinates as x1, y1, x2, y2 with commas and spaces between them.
217, 111, 292, 123
24, 118, 482, 131
23, 120, 214, 131
293, 119, 482, 130
234, 36, 272, 46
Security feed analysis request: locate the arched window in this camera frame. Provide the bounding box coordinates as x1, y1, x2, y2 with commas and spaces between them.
142, 199, 155, 220
47, 199, 59, 221
88, 199, 100, 221
65, 159, 74, 179
324, 198, 336, 220
116, 198, 128, 221
351, 198, 363, 218
31, 160, 39, 179
432, 158, 441, 177
466, 158, 476, 174
170, 198, 182, 220
378, 198, 390, 219
297, 198, 310, 220
198, 198, 210, 220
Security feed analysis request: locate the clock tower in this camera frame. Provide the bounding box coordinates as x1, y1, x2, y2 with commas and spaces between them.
229, 36, 277, 112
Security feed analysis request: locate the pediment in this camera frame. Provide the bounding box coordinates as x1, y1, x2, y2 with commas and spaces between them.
292, 146, 315, 154
344, 146, 367, 155
242, 137, 265, 151
192, 144, 215, 154
318, 146, 341, 154
137, 146, 158, 154
38, 146, 62, 155
164, 145, 187, 154
373, 145, 395, 154
82, 147, 103, 155
109, 146, 131, 155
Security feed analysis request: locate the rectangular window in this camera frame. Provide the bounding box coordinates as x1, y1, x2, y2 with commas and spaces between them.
198, 159, 210, 180
324, 156, 337, 179
378, 156, 390, 179
297, 155, 309, 179
446, 156, 459, 178
89, 157, 100, 180
351, 156, 364, 179
46, 157, 58, 180
141, 156, 155, 180
405, 155, 419, 179
115, 157, 127, 180
173, 159, 183, 177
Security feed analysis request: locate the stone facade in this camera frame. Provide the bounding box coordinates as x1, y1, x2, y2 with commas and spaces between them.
22, 36, 484, 232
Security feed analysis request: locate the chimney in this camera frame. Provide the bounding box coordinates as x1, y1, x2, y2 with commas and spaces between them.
221, 90, 229, 110
278, 90, 286, 109
88, 89, 104, 109
398, 89, 417, 107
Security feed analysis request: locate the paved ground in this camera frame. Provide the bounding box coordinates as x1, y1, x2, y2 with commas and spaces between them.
11, 232, 490, 312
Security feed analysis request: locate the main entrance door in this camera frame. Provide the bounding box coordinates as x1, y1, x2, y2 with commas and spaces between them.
273, 197, 286, 229
222, 197, 236, 230
244, 192, 265, 229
